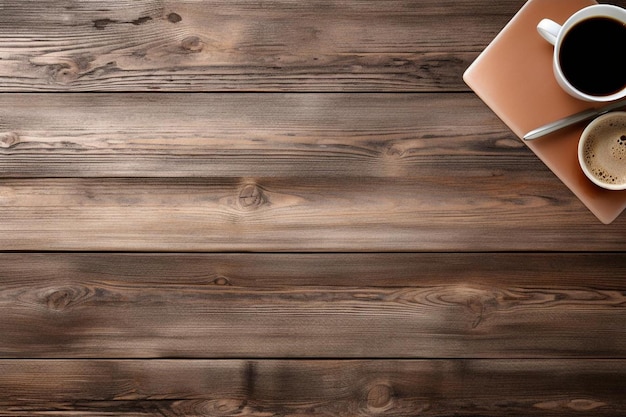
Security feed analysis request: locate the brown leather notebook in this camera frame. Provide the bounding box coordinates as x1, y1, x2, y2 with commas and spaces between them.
464, 0, 626, 224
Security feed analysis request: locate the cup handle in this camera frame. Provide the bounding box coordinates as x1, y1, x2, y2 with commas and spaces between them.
537, 18, 561, 45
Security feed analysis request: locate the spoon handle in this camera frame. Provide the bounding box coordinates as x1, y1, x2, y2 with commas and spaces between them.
523, 98, 626, 141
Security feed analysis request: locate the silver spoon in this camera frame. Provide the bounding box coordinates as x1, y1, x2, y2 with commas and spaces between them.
523, 98, 626, 141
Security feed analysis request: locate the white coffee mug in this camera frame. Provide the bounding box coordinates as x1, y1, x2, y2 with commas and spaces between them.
537, 4, 626, 102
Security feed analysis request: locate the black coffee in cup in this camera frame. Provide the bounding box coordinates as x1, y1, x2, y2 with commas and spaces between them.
559, 17, 626, 96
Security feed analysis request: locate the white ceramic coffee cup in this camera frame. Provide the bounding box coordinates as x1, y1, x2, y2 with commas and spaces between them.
578, 111, 626, 190
537, 4, 626, 102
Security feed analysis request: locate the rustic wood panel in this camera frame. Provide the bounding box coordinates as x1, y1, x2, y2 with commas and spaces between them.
1, 176, 625, 252
0, 93, 528, 178
1, 252, 625, 358
4, 252, 626, 289
0, 0, 529, 91
0, 359, 625, 416
2, 0, 626, 414
0, 94, 621, 251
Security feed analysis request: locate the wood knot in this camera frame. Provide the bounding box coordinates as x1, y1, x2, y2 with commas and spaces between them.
0, 132, 20, 148
194, 399, 246, 416
73, 54, 94, 71
131, 16, 152, 26
181, 36, 204, 52
535, 398, 607, 411
93, 18, 117, 30
238, 184, 266, 210
44, 286, 89, 311
211, 276, 232, 286
51, 63, 79, 83
167, 12, 182, 23
567, 399, 607, 411
367, 384, 393, 410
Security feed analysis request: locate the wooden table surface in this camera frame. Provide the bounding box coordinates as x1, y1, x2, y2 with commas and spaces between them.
1, 0, 626, 415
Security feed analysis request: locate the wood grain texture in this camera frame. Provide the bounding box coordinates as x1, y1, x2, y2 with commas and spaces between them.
0, 95, 621, 251
5, 252, 626, 288
1, 252, 625, 358
0, 93, 527, 178
0, 0, 531, 91
2, 0, 626, 414
0, 359, 625, 416
1, 176, 625, 251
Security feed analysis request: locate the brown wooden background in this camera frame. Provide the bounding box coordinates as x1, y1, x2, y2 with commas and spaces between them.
1, 0, 625, 415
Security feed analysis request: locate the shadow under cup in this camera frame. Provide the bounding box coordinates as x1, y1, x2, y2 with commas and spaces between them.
579, 112, 626, 190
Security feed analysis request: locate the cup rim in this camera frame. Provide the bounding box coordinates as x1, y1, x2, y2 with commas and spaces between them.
578, 111, 626, 191
554, 4, 626, 102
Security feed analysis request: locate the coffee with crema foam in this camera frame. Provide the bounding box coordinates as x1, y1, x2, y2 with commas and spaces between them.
582, 117, 626, 187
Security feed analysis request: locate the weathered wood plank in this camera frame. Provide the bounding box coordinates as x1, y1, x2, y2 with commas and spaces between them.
1, 253, 625, 358
1, 176, 625, 252
0, 0, 529, 91
5, 252, 625, 288
0, 359, 625, 416
0, 93, 527, 178
3, 94, 623, 251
